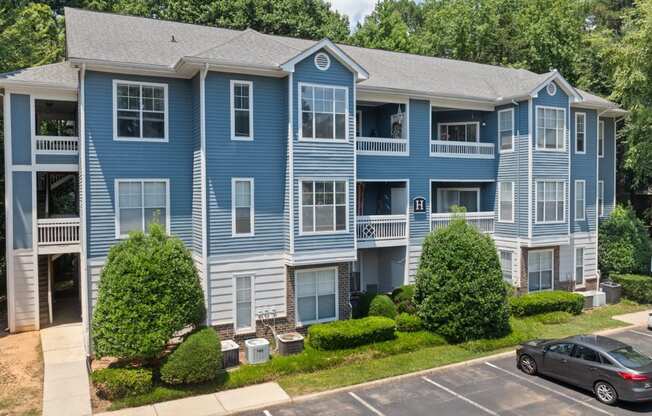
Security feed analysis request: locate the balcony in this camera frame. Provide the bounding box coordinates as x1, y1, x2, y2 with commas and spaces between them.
430, 211, 495, 234
356, 181, 408, 247
357, 214, 408, 245
34, 98, 78, 157
35, 136, 79, 155
356, 100, 407, 156
37, 217, 81, 253
430, 140, 495, 159
36, 172, 80, 253
356, 137, 408, 155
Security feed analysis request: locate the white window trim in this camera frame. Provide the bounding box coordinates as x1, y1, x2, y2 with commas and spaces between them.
232, 177, 255, 237
498, 108, 514, 153
575, 112, 586, 154
535, 180, 566, 224
294, 266, 339, 327
535, 105, 566, 152
598, 180, 605, 217
436, 187, 480, 213
574, 180, 586, 221
233, 273, 256, 334
112, 79, 169, 142
574, 247, 585, 288
298, 82, 349, 142
436, 121, 480, 142
528, 248, 555, 292
298, 178, 349, 236
498, 181, 515, 223
114, 178, 170, 239
499, 249, 515, 286
598, 120, 605, 158
230, 80, 254, 141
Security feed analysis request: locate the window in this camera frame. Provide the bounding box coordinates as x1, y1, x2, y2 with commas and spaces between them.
355, 110, 362, 137
35, 99, 77, 137
438, 122, 479, 142
437, 188, 479, 213
536, 181, 565, 223
114, 81, 167, 141
575, 247, 584, 286
572, 345, 600, 363
499, 250, 513, 284
528, 249, 553, 292
575, 180, 585, 221
231, 80, 253, 140
301, 180, 347, 233
575, 112, 586, 153
301, 84, 347, 140
548, 343, 574, 356
598, 180, 604, 217
598, 120, 605, 157
234, 275, 254, 333
116, 179, 168, 238
536, 107, 565, 150
232, 178, 254, 236
498, 109, 514, 151
296, 268, 337, 325
499, 182, 514, 222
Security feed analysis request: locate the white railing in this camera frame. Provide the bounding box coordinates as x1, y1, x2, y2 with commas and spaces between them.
430, 211, 495, 233
37, 217, 80, 245
357, 214, 407, 241
35, 136, 79, 154
356, 137, 408, 155
430, 140, 494, 159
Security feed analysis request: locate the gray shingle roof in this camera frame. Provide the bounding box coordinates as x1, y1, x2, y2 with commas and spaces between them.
0, 62, 78, 90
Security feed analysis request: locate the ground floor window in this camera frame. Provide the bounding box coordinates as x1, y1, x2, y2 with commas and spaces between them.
575, 247, 584, 286
296, 268, 337, 325
235, 274, 254, 333
528, 249, 553, 292
499, 250, 513, 284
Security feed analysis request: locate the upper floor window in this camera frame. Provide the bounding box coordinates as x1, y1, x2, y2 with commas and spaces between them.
498, 109, 514, 152
301, 180, 347, 234
575, 180, 585, 221
536, 107, 565, 151
499, 182, 514, 222
438, 122, 478, 142
114, 80, 167, 141
598, 120, 605, 157
437, 188, 479, 213
115, 179, 168, 238
231, 80, 253, 140
300, 84, 347, 141
536, 180, 565, 223
575, 112, 586, 153
232, 178, 254, 236
598, 180, 604, 217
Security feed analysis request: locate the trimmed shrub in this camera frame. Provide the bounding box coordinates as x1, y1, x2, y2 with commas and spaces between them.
392, 285, 416, 314
308, 316, 396, 350
414, 217, 510, 342
92, 224, 205, 360
534, 311, 573, 325
160, 327, 222, 385
395, 313, 423, 332
91, 368, 153, 400
368, 294, 398, 319
509, 291, 584, 317
599, 205, 652, 276
612, 274, 652, 304
352, 292, 376, 318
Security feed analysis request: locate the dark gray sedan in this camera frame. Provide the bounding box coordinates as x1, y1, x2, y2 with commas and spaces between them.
516, 335, 652, 405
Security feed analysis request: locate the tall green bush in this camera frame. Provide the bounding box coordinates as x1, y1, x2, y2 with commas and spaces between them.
598, 205, 651, 276
92, 224, 205, 360
414, 217, 510, 342
160, 327, 222, 385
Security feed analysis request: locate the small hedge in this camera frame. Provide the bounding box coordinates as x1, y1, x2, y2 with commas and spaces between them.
534, 311, 573, 325
160, 327, 222, 385
392, 285, 416, 314
91, 368, 153, 400
612, 274, 652, 304
509, 291, 584, 317
395, 313, 423, 332
368, 294, 398, 319
308, 316, 396, 350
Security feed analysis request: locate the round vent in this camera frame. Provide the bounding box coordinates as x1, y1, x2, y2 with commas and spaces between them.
314, 52, 331, 71
546, 82, 557, 96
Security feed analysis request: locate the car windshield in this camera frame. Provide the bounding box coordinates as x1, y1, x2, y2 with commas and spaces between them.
609, 346, 652, 369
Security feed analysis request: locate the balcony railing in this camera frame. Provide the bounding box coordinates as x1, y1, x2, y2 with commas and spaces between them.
35, 136, 79, 155
356, 137, 408, 155
430, 211, 495, 233
37, 217, 80, 246
430, 140, 494, 159
357, 214, 407, 242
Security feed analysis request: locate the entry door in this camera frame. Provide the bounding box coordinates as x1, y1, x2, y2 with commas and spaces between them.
391, 187, 406, 215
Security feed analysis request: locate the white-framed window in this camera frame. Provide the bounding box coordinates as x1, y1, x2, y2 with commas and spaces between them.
115, 179, 169, 238
598, 180, 604, 217
574, 180, 586, 221
300, 180, 347, 234
296, 267, 338, 325
575, 112, 586, 154
234, 274, 255, 333
598, 120, 605, 157
498, 109, 514, 152
232, 178, 254, 236
436, 188, 479, 213
355, 110, 362, 137
528, 249, 553, 292
536, 180, 565, 223
574, 247, 584, 286
113, 80, 167, 141
498, 182, 514, 222
300, 84, 347, 141
230, 80, 253, 140
499, 250, 514, 284
536, 106, 565, 151
438, 122, 479, 142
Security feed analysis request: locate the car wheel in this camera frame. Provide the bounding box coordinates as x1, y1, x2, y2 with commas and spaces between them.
594, 381, 618, 405
519, 354, 537, 375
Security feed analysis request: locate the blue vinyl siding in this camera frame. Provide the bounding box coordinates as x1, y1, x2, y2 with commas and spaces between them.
570, 108, 598, 233
11, 94, 31, 166
598, 117, 616, 217
12, 171, 33, 249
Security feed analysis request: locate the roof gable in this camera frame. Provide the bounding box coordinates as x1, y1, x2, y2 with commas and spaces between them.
281, 39, 369, 81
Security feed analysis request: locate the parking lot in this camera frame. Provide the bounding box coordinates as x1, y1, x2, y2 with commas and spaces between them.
239, 327, 652, 416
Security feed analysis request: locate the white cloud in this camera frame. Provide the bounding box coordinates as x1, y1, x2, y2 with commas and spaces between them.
328, 0, 377, 30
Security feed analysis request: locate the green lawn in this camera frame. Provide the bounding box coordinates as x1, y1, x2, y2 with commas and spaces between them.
108, 301, 646, 410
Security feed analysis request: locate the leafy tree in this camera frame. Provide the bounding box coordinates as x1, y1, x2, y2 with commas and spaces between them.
598, 204, 651, 275
351, 0, 424, 53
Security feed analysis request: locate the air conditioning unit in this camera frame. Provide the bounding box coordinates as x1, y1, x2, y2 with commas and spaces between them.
245, 338, 269, 364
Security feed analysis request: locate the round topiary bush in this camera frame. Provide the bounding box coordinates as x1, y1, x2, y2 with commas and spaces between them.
414, 217, 510, 342
92, 224, 205, 360
160, 327, 222, 385
91, 368, 153, 400
395, 313, 423, 332
599, 205, 651, 276
391, 285, 416, 314
368, 294, 398, 319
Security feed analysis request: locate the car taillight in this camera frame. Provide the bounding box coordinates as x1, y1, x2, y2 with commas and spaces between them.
617, 371, 650, 382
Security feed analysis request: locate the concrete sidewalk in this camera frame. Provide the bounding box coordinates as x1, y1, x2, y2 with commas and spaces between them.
613, 308, 652, 326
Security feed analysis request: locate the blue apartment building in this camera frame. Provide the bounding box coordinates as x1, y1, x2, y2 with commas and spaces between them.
1, 9, 624, 347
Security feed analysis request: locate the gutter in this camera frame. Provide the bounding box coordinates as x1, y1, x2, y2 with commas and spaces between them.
358, 85, 496, 104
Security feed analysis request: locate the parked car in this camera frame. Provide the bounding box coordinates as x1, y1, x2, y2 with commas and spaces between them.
516, 335, 652, 405
648, 313, 652, 330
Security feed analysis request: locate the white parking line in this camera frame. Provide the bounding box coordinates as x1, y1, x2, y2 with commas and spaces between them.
630, 330, 652, 339
348, 391, 386, 416
263, 411, 273, 416
421, 376, 500, 416
484, 362, 613, 416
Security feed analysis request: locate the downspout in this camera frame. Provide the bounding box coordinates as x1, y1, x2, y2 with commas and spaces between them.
512, 100, 522, 289
78, 63, 90, 353
200, 64, 209, 325
596, 109, 608, 293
